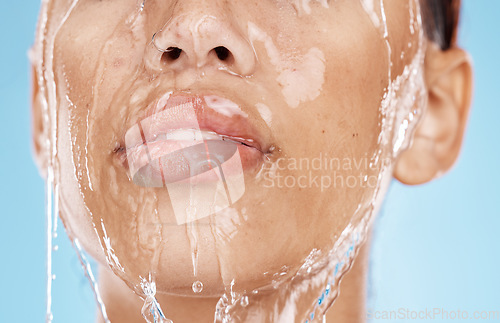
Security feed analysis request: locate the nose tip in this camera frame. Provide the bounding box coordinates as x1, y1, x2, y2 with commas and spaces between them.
149, 15, 256, 76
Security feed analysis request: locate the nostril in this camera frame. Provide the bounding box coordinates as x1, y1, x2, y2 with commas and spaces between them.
213, 46, 232, 61
162, 47, 182, 62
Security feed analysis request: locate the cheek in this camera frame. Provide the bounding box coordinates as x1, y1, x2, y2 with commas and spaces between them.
274, 9, 389, 158
385, 0, 423, 74
54, 4, 143, 104
53, 2, 152, 190
50, 2, 155, 272
54, 99, 108, 266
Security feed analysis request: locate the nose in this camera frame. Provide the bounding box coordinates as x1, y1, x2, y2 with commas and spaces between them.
147, 5, 256, 76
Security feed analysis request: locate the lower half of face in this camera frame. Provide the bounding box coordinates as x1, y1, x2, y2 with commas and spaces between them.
45, 0, 424, 297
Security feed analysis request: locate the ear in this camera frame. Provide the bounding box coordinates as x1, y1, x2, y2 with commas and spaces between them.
31, 64, 48, 179
394, 43, 473, 185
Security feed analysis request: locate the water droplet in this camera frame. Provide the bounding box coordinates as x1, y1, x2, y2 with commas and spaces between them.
52, 274, 56, 280
142, 280, 156, 296
52, 245, 59, 251
141, 297, 171, 323
52, 232, 58, 238
240, 296, 249, 307
192, 280, 203, 293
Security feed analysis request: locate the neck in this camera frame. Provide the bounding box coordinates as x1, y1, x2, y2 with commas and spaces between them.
97, 239, 370, 323
324, 236, 369, 323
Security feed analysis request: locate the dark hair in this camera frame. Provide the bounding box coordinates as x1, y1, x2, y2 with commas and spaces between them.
422, 0, 461, 50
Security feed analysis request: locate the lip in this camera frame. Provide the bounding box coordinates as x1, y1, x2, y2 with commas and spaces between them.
115, 92, 271, 185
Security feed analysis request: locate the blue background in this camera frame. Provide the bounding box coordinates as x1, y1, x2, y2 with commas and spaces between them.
0, 0, 498, 322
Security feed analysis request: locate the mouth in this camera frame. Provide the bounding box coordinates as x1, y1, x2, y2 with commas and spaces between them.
114, 92, 272, 186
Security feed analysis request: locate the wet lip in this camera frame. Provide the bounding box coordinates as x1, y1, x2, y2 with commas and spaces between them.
117, 92, 269, 185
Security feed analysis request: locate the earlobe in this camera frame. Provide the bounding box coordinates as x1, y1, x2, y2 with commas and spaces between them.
394, 43, 473, 185
31, 65, 48, 179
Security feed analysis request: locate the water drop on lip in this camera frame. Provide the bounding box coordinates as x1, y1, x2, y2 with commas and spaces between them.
192, 280, 203, 293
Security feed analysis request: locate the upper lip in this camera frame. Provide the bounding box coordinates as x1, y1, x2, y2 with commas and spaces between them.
117, 91, 271, 162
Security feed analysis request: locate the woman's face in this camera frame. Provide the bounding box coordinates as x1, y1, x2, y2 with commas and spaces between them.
37, 0, 424, 296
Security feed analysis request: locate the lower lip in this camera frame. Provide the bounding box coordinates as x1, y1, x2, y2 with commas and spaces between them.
122, 139, 264, 187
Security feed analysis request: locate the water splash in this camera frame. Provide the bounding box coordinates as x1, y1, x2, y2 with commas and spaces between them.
73, 239, 110, 323
140, 278, 172, 323
45, 168, 54, 323
185, 204, 199, 278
